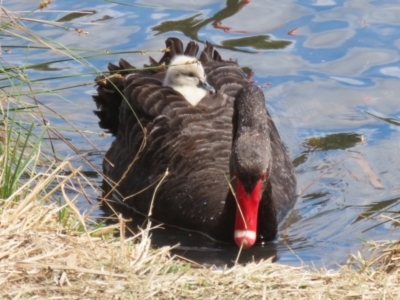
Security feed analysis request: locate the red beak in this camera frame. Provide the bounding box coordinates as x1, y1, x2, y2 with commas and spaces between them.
234, 176, 263, 248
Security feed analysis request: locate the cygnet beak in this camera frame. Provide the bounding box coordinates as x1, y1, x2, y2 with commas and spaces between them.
198, 78, 216, 94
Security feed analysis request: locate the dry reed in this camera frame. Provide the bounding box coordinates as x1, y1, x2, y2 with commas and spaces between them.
1, 179, 400, 300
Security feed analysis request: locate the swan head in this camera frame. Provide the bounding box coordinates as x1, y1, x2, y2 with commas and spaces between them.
163, 55, 215, 106
231, 85, 272, 249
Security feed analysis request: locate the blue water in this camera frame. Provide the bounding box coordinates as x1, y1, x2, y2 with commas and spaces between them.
4, 0, 400, 267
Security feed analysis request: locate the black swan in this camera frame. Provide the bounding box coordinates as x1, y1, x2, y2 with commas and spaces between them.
93, 37, 296, 248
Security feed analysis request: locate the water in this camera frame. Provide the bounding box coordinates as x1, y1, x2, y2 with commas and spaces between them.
4, 0, 400, 267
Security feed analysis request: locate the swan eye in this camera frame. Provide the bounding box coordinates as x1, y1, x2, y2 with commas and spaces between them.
188, 72, 195, 77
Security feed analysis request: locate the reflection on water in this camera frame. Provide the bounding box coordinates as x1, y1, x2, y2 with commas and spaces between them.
152, 0, 249, 39
4, 0, 400, 267
303, 133, 363, 151
221, 35, 291, 50
56, 10, 96, 22
152, 0, 291, 53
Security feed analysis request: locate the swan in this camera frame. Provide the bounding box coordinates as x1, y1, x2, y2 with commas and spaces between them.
93, 37, 296, 248
162, 55, 215, 106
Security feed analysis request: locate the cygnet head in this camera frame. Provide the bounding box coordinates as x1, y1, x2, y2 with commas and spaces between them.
163, 55, 215, 106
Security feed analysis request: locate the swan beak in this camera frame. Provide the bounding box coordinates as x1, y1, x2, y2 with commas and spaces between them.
198, 78, 215, 94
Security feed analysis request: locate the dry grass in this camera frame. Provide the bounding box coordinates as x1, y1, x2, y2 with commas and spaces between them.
1, 178, 400, 299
